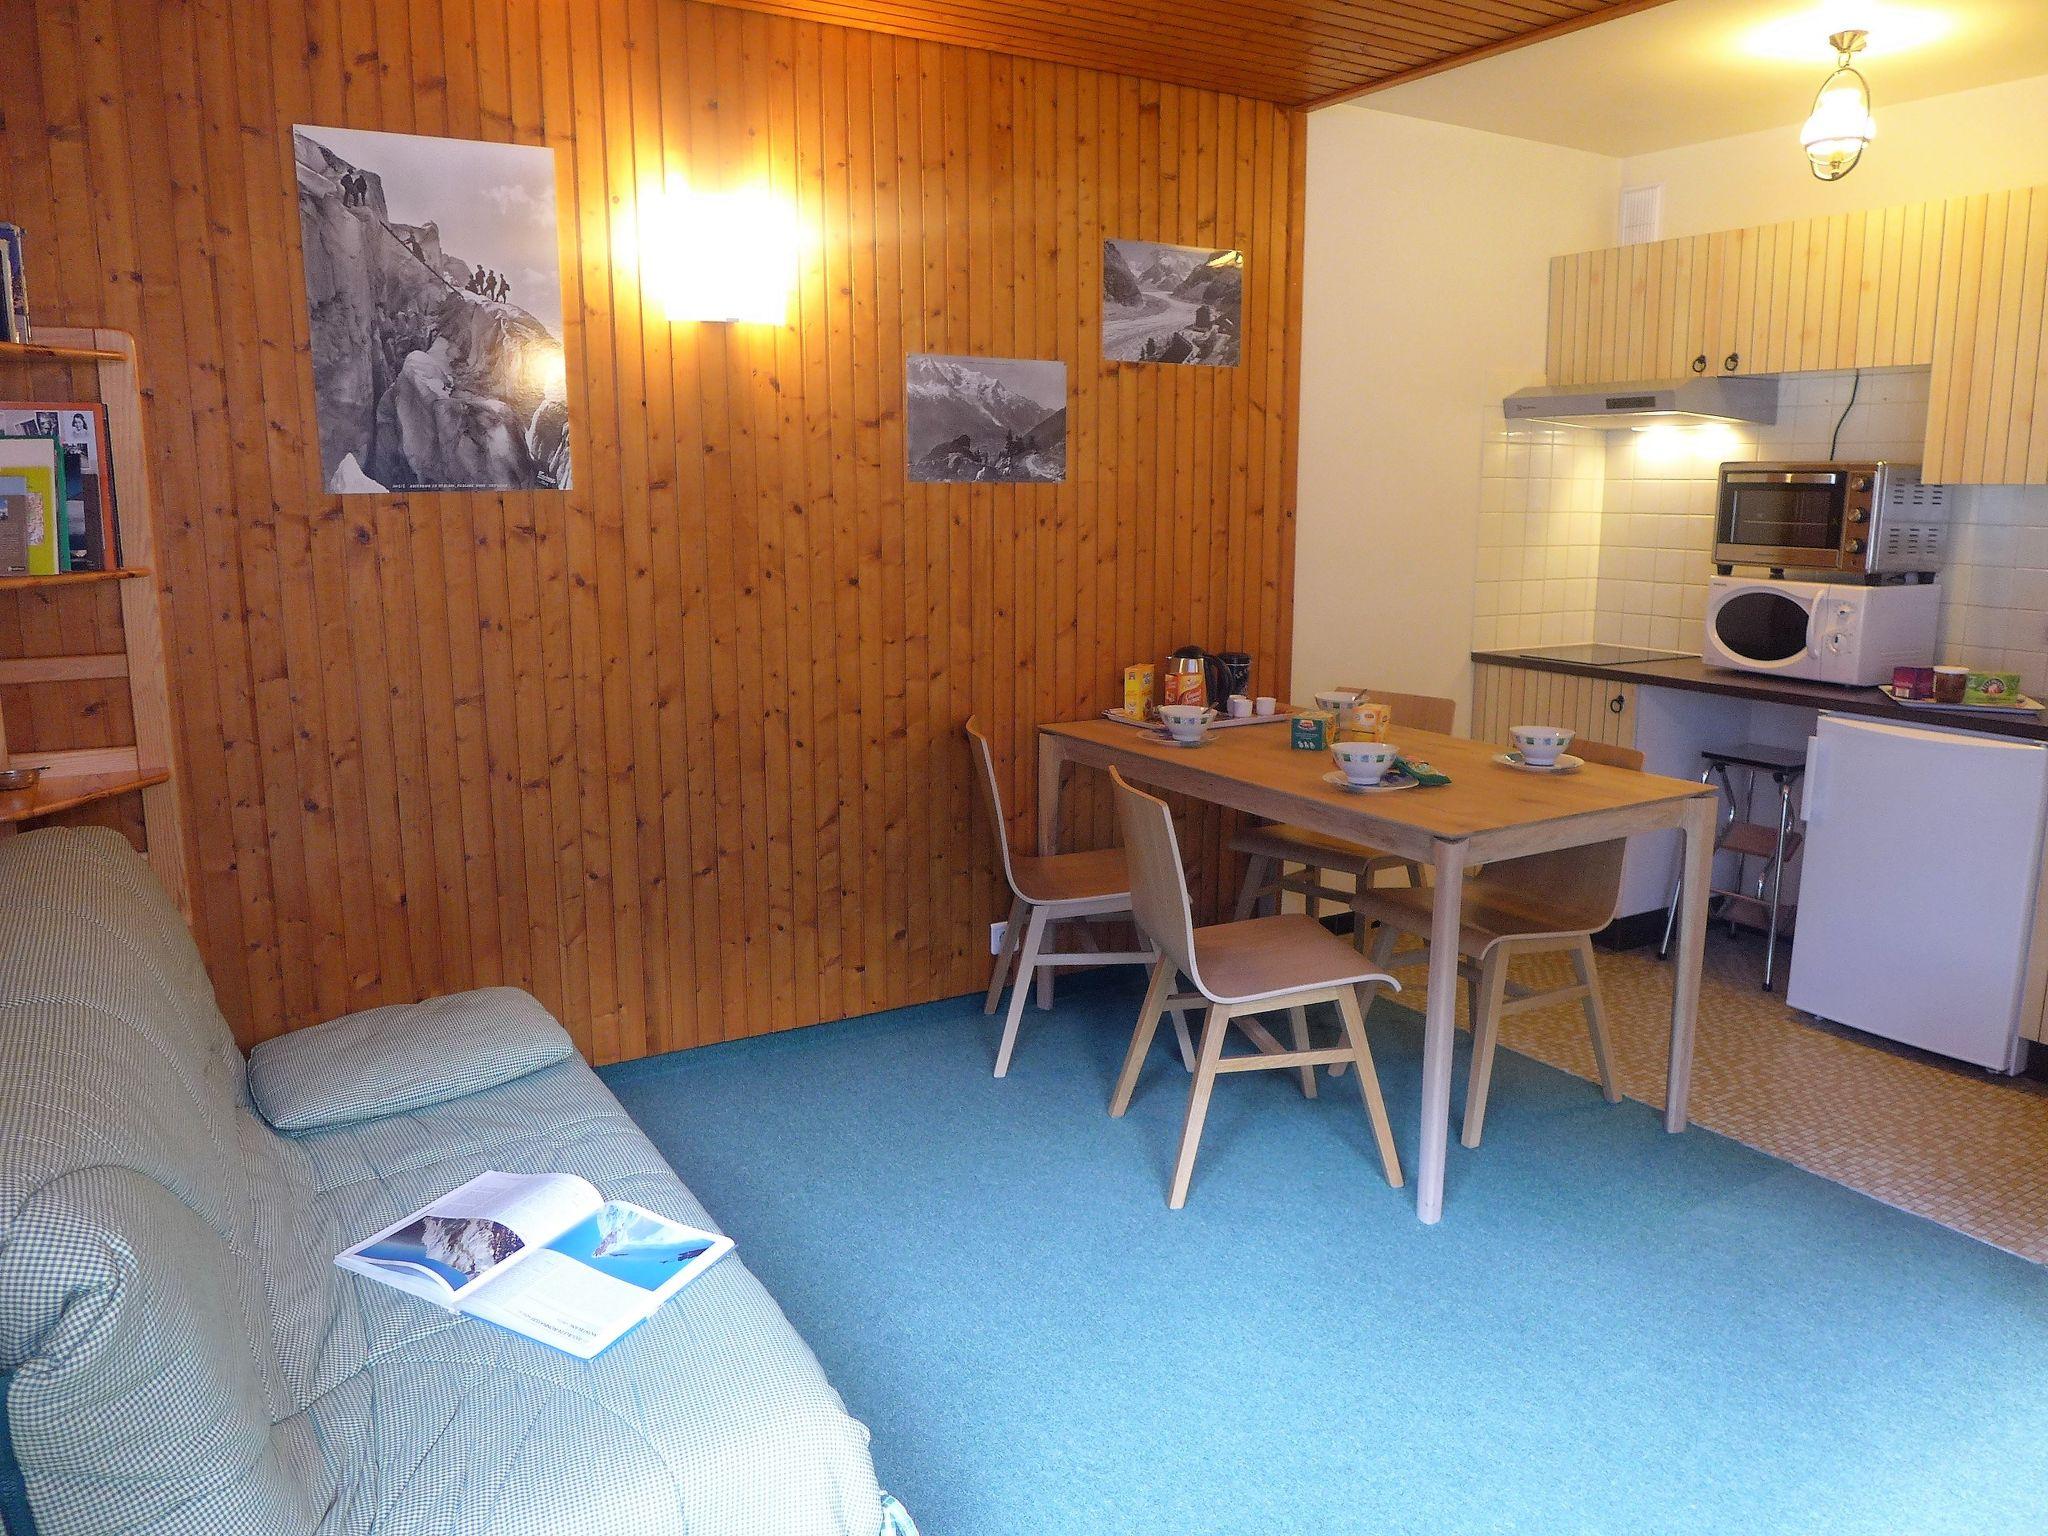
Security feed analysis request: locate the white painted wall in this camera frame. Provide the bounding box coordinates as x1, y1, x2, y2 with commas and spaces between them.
1292, 108, 1617, 721
1620, 71, 2048, 239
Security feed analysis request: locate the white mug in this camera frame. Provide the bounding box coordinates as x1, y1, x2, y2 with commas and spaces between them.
1253, 695, 1277, 717
1226, 694, 1252, 718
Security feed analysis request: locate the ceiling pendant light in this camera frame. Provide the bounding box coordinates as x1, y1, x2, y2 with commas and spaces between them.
1801, 29, 1876, 182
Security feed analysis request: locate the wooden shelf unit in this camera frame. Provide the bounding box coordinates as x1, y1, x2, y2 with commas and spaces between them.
0, 565, 150, 594
0, 326, 189, 917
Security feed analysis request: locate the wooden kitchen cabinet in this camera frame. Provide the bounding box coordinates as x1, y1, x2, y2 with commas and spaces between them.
1472, 661, 1638, 752
1545, 185, 2048, 485
1924, 186, 2048, 485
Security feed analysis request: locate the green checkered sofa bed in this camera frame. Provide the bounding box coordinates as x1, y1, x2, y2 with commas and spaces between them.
0, 827, 916, 1536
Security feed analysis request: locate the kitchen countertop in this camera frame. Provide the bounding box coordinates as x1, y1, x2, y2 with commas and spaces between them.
1471, 649, 2048, 744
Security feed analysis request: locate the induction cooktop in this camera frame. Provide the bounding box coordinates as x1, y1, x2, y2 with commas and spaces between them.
1506, 644, 1696, 667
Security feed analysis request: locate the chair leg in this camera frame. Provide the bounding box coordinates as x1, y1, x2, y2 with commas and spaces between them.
1460, 948, 1512, 1149
984, 896, 1028, 1014
1168, 1004, 1232, 1209
1231, 854, 1274, 922
1169, 1009, 1196, 1072
1035, 920, 1056, 1010
1329, 924, 1400, 1079
1334, 985, 1402, 1188
994, 906, 1051, 1078
1109, 957, 1176, 1115
1286, 1005, 1317, 1099
1573, 938, 1621, 1104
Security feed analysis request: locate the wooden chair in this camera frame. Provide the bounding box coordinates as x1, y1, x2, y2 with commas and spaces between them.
1106, 768, 1404, 1209
1229, 689, 1456, 923
1336, 737, 1643, 1149
967, 718, 1193, 1079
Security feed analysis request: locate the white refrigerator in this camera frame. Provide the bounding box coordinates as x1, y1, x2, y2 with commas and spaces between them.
1788, 712, 2047, 1073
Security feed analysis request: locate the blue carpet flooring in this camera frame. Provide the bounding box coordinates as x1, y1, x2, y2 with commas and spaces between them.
601, 975, 2048, 1536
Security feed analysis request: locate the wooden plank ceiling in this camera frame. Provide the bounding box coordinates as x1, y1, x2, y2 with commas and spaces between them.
697, 0, 1676, 108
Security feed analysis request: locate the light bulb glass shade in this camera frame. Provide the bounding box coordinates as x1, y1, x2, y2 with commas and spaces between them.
1801, 67, 1874, 182
644, 175, 801, 324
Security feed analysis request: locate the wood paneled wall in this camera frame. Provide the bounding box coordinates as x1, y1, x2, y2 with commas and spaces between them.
0, 0, 1304, 1059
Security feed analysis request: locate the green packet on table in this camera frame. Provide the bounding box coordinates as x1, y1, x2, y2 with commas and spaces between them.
1393, 756, 1450, 787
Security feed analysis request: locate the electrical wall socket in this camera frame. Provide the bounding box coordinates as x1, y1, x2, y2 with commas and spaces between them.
989, 920, 1008, 955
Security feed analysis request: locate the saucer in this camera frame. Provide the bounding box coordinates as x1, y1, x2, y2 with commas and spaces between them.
1496, 750, 1583, 774
1323, 768, 1417, 794
1163, 733, 1215, 749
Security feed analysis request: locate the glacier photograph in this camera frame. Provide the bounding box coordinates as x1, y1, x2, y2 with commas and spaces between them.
1102, 239, 1242, 367
905, 354, 1066, 484
293, 125, 572, 494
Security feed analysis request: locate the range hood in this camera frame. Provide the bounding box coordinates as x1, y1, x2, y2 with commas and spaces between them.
1502, 375, 1778, 431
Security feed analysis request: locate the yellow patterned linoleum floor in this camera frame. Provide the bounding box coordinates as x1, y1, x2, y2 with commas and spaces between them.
1375, 931, 2048, 1264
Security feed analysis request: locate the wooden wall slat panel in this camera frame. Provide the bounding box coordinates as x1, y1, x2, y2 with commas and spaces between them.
1, 0, 1303, 1057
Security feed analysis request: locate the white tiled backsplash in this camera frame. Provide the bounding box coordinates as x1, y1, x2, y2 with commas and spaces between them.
1473, 369, 2048, 694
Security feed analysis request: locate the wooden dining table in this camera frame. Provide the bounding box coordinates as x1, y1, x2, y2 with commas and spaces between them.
1037, 713, 1721, 1223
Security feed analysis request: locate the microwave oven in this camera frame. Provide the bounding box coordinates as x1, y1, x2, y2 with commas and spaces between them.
1714, 462, 1948, 578
1702, 576, 1940, 685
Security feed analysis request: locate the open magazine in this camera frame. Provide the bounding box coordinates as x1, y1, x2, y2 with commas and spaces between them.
336, 1170, 733, 1359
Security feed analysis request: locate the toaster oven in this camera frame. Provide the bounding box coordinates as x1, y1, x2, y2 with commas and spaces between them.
1714, 462, 1947, 578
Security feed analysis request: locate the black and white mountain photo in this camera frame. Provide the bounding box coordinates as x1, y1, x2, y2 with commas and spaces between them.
294, 125, 571, 493
905, 354, 1066, 484
1102, 239, 1242, 366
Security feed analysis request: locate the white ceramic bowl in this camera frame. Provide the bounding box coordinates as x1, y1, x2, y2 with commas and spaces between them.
1313, 689, 1360, 715
1158, 704, 1215, 742
1330, 740, 1398, 785
1510, 724, 1575, 767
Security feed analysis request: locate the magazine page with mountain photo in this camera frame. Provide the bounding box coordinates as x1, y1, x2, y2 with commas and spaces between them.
293, 124, 572, 494
1102, 239, 1242, 366
906, 354, 1066, 484
335, 1170, 733, 1358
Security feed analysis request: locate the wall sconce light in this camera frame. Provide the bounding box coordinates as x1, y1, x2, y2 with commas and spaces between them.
1801, 29, 1876, 182
645, 174, 800, 324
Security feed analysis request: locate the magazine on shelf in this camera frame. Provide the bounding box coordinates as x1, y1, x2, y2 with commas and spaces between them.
335, 1170, 734, 1359
0, 435, 66, 574
0, 404, 117, 569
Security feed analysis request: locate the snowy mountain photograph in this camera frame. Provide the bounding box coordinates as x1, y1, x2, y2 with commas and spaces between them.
293, 125, 571, 493
1102, 238, 1242, 366
905, 354, 1066, 484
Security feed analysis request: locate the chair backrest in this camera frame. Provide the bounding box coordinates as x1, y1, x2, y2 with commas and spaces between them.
1337, 687, 1455, 736
964, 717, 1023, 897
1474, 737, 1646, 934
1108, 769, 1204, 989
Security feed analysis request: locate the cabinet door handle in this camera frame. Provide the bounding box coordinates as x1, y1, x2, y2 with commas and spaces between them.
1691, 354, 1708, 374
1724, 352, 1741, 372
1609, 692, 1626, 715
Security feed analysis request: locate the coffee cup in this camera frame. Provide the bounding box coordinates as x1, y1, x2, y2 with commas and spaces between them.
1253, 695, 1277, 717
1226, 693, 1253, 719
1510, 724, 1574, 768
1330, 740, 1398, 786
1158, 703, 1216, 743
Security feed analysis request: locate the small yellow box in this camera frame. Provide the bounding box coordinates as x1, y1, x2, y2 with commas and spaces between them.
1122, 663, 1156, 719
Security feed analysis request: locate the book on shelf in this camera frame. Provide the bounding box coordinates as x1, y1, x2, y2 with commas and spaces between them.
0, 225, 28, 344
0, 436, 66, 575
0, 483, 30, 574
335, 1169, 734, 1359
0, 403, 118, 569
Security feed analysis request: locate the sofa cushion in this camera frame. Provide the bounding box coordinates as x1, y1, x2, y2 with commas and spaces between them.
247, 988, 576, 1132
0, 828, 327, 1531
292, 1056, 898, 1535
